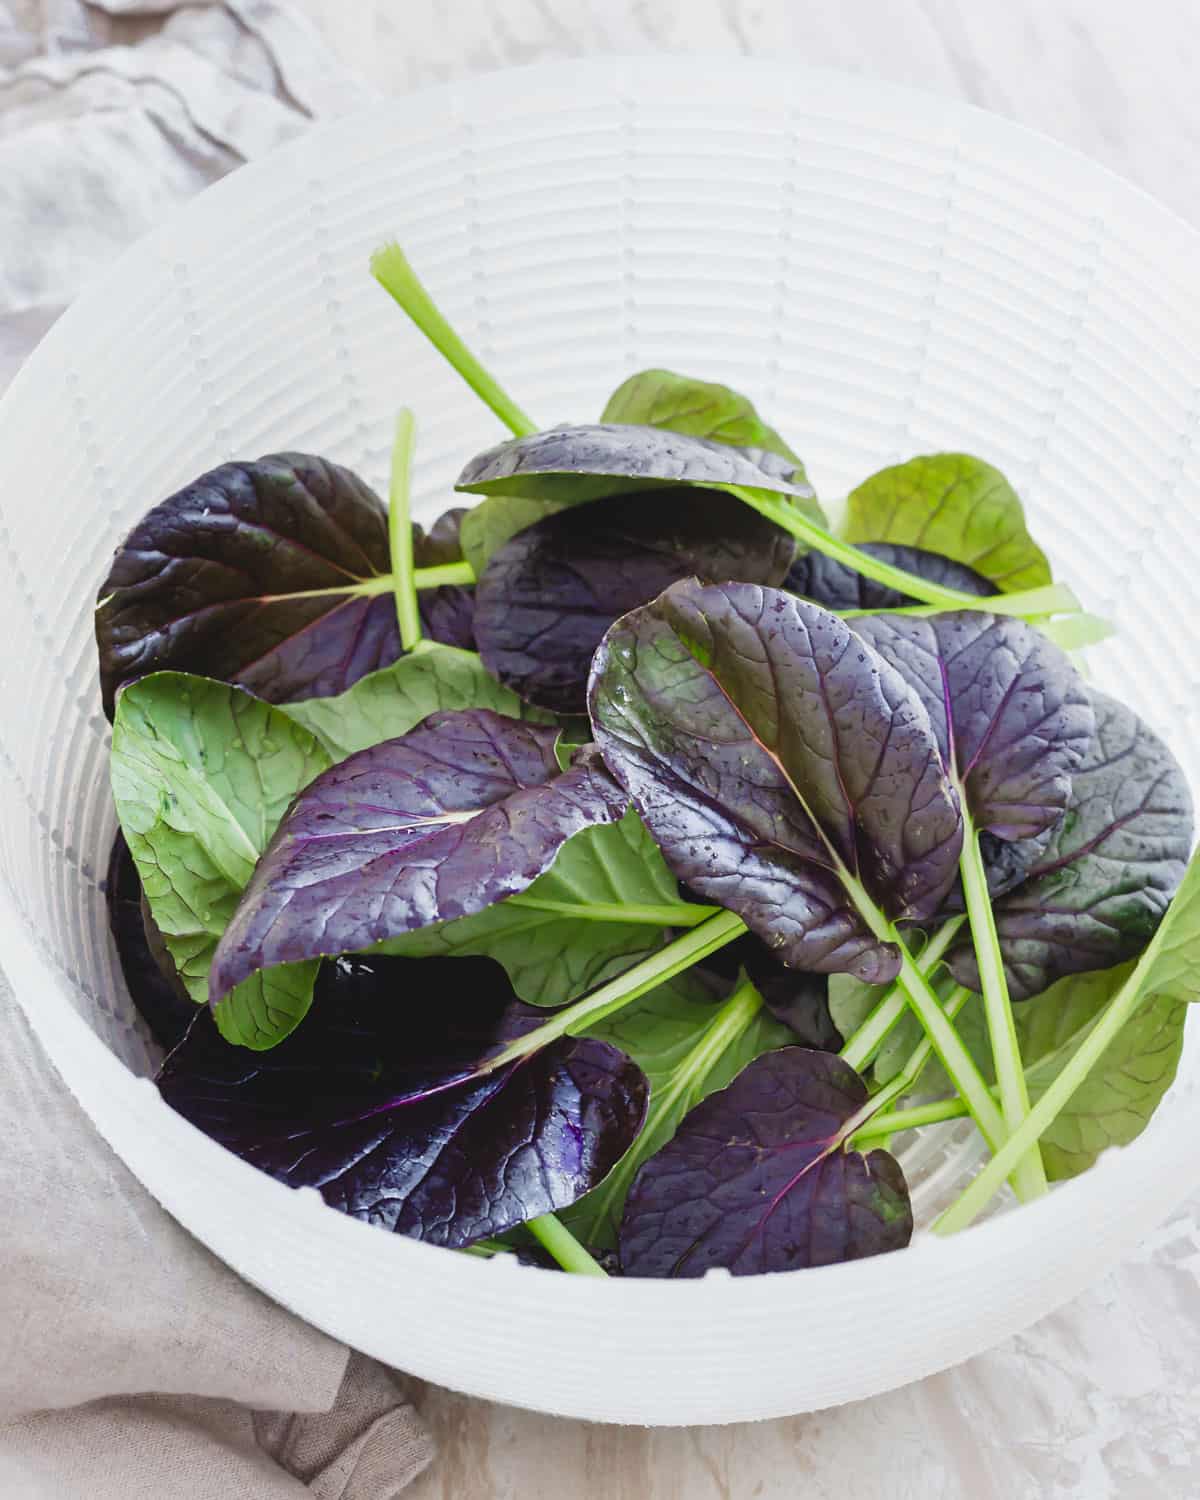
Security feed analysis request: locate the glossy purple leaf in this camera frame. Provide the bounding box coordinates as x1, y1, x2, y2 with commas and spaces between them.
619, 1047, 911, 1276
456, 422, 810, 504
588, 581, 963, 984
850, 611, 1095, 842
210, 709, 627, 1008
97, 454, 401, 718
106, 833, 195, 1052
785, 542, 994, 611
472, 488, 795, 713
946, 689, 1193, 999
415, 506, 476, 650
160, 953, 648, 1247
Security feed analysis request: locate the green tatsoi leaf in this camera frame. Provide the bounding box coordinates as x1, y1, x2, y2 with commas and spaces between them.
843, 454, 1051, 593
1018, 965, 1186, 1180
849, 963, 1186, 1182
937, 846, 1200, 1231
284, 643, 549, 760
375, 809, 681, 1004
110, 672, 329, 1048
562, 976, 792, 1249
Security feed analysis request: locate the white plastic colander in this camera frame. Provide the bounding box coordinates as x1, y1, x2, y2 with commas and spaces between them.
2, 57, 1199, 1424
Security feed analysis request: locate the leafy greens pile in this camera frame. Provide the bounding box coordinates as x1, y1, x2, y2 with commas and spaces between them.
95, 243, 1198, 1277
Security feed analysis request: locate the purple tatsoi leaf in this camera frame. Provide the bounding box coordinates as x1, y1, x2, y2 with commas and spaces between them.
785, 542, 995, 611
418, 588, 476, 651
473, 488, 795, 713
209, 709, 627, 1009
618, 1048, 911, 1277
160, 953, 648, 1247
456, 422, 810, 505
850, 611, 1095, 843
947, 689, 1193, 999
588, 581, 963, 984
415, 506, 476, 650
414, 507, 468, 567
692, 933, 840, 1051
106, 833, 195, 1052
744, 956, 842, 1051
96, 454, 404, 719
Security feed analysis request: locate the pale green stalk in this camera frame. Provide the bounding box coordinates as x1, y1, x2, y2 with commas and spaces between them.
504, 895, 720, 926
838, 873, 1005, 1149
526, 1214, 608, 1276
387, 408, 422, 651
485, 910, 748, 1069
736, 489, 1080, 620
371, 241, 537, 438
958, 809, 1047, 1199
853, 1094, 971, 1143
847, 985, 973, 1149
415, 560, 475, 589
838, 916, 966, 1071
934, 914, 1178, 1234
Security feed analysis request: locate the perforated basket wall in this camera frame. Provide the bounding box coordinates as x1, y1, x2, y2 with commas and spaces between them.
1, 59, 1198, 1424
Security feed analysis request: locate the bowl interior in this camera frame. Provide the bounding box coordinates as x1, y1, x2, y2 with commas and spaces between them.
2, 57, 1199, 1423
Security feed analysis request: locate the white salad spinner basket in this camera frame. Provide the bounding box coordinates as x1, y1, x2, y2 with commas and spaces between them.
2, 58, 1199, 1425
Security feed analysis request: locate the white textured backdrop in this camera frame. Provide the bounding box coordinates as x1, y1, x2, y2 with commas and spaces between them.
271, 3, 1200, 1495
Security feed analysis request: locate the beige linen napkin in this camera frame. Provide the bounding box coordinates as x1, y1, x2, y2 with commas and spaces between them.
0, 981, 432, 1496
0, 3, 432, 1493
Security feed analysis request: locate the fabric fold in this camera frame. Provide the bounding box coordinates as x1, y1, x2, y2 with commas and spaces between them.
0, 4, 432, 1494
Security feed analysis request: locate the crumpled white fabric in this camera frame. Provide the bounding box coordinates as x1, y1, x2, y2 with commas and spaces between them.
0, 0, 381, 387
0, 5, 430, 1496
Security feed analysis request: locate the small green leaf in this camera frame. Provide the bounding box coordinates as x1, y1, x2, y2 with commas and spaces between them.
376, 809, 680, 1005
110, 672, 331, 1048
851, 962, 1187, 1181
211, 961, 322, 1051
935, 844, 1200, 1231
843, 454, 1051, 593
562, 976, 792, 1249
1019, 965, 1187, 1180
284, 643, 550, 760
